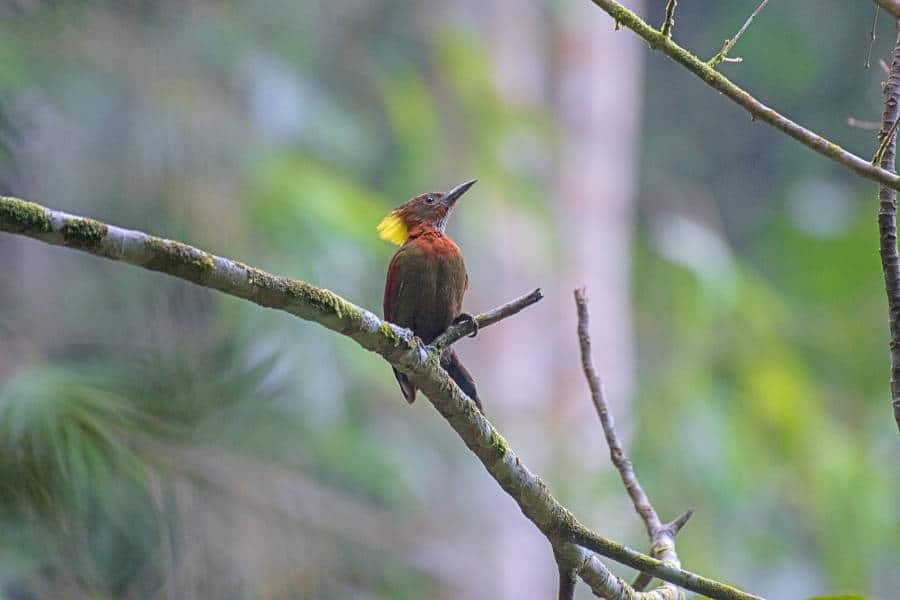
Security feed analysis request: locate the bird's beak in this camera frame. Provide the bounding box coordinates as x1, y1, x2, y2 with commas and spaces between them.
443, 179, 477, 206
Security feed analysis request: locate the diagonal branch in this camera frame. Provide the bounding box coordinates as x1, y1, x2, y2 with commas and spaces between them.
586, 0, 900, 192
0, 197, 764, 600
576, 289, 692, 596
876, 29, 900, 433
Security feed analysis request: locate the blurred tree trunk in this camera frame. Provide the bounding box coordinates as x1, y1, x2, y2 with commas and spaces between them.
552, 4, 643, 435
478, 1, 644, 598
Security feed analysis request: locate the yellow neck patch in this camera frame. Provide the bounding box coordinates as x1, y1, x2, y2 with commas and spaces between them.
377, 212, 409, 245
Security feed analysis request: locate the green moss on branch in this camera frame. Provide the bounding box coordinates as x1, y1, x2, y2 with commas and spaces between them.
61, 218, 108, 249
143, 236, 217, 283
0, 197, 51, 235
244, 266, 364, 326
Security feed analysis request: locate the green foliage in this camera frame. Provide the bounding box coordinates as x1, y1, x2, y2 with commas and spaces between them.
634, 202, 899, 593
433, 29, 552, 215
251, 155, 384, 243
0, 367, 148, 517
0, 367, 165, 596
380, 66, 440, 190
114, 337, 283, 434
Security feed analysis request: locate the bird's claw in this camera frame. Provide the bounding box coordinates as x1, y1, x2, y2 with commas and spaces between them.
454, 313, 479, 338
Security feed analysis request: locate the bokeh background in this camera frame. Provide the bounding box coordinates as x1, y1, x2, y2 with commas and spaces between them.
0, 1, 898, 598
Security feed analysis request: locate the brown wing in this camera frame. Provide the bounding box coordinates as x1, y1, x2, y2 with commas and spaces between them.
383, 242, 426, 330
384, 245, 421, 403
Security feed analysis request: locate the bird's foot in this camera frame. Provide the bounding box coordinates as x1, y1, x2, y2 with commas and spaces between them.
453, 312, 479, 338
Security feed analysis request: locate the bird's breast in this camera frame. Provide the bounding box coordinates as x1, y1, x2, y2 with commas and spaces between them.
415, 233, 461, 257
383, 232, 468, 343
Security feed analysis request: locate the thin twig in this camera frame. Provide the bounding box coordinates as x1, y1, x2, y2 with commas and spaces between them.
575, 288, 664, 538
876, 28, 900, 433
708, 0, 770, 68
868, 1, 880, 69
0, 196, 766, 600
586, 0, 900, 191
660, 0, 677, 38
431, 288, 543, 350
575, 289, 693, 595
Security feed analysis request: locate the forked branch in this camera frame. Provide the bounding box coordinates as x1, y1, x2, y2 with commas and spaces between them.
708, 0, 770, 67
576, 289, 693, 596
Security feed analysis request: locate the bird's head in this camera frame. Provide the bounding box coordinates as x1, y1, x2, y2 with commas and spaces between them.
377, 179, 477, 245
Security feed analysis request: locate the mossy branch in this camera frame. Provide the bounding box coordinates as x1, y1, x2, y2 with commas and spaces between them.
586, 0, 900, 192
0, 197, 765, 600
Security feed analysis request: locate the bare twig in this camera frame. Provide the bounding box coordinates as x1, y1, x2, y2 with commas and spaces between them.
575, 288, 664, 537
876, 29, 900, 433
660, 0, 677, 38
0, 196, 766, 600
585, 0, 900, 192
575, 289, 693, 595
708, 0, 770, 68
868, 1, 880, 69
431, 288, 543, 350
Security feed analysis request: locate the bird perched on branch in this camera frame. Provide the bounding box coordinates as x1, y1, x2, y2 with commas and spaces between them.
379, 180, 481, 410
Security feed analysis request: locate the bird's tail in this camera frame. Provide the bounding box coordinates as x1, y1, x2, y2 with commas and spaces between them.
441, 348, 482, 412
392, 350, 481, 411
392, 368, 417, 403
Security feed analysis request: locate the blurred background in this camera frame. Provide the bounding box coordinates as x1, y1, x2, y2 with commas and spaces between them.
0, 0, 898, 598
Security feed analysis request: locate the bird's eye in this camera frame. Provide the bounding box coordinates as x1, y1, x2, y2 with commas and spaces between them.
424, 195, 435, 204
